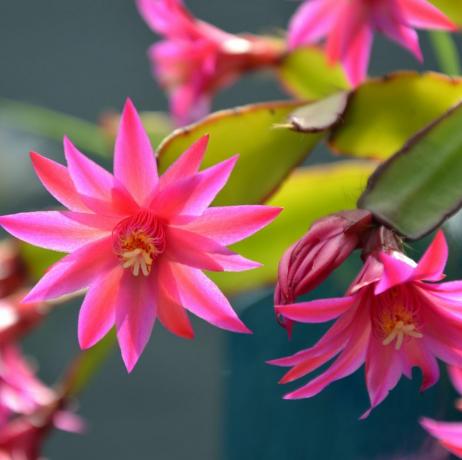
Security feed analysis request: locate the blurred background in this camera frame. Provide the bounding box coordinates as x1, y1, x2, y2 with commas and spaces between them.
0, 1, 461, 458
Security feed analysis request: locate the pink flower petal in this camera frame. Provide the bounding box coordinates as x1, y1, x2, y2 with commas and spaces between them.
30, 152, 89, 212
420, 418, 462, 458
341, 21, 374, 86
63, 136, 114, 201
159, 135, 208, 188
115, 271, 157, 372
78, 266, 123, 349
53, 411, 86, 433
151, 155, 238, 219
375, 252, 415, 294
288, 0, 340, 48
399, 0, 457, 30
113, 99, 158, 205
362, 336, 402, 418
165, 227, 231, 271
155, 262, 194, 339
0, 211, 112, 253
413, 230, 448, 281
23, 237, 115, 302
276, 296, 356, 323
181, 205, 282, 245
210, 252, 261, 272
283, 306, 370, 400
168, 263, 251, 333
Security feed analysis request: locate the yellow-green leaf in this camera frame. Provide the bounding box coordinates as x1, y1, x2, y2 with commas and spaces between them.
210, 161, 376, 294
158, 101, 324, 206
278, 46, 350, 100
430, 0, 462, 26
329, 72, 462, 160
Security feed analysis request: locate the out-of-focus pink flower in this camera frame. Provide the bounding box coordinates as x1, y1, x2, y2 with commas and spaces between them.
420, 366, 462, 458
275, 210, 371, 335
0, 398, 84, 460
288, 0, 456, 85
0, 241, 27, 299
0, 99, 281, 372
136, 0, 283, 125
0, 345, 54, 425
270, 231, 462, 417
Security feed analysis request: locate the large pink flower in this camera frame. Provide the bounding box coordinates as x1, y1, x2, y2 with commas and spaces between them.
421, 366, 462, 458
136, 0, 283, 125
288, 0, 456, 85
0, 99, 281, 371
270, 231, 462, 416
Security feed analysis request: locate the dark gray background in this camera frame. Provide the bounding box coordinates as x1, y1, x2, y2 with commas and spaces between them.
0, 1, 460, 459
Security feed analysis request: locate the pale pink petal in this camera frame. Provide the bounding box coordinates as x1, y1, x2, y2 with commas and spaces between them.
168, 263, 251, 333
151, 155, 238, 219
113, 99, 158, 205
169, 84, 211, 127
449, 365, 462, 396
181, 205, 282, 245
375, 252, 415, 294
115, 272, 157, 372
159, 135, 208, 188
413, 230, 448, 281
155, 262, 194, 339
421, 418, 462, 458
78, 266, 123, 349
276, 296, 356, 323
283, 306, 370, 399
23, 237, 115, 302
30, 152, 89, 212
288, 0, 340, 49
63, 137, 114, 200
362, 336, 402, 418
0, 211, 111, 253
398, 0, 457, 30
53, 411, 86, 433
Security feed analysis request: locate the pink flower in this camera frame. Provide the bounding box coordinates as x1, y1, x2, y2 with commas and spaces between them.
288, 0, 456, 85
136, 0, 283, 125
275, 210, 371, 335
0, 345, 54, 425
0, 398, 83, 460
270, 231, 462, 417
420, 367, 462, 458
0, 99, 281, 372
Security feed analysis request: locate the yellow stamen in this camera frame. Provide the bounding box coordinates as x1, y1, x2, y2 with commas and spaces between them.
382, 320, 423, 350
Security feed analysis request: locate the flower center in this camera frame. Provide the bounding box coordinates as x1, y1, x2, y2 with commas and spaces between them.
374, 292, 423, 350
112, 210, 166, 277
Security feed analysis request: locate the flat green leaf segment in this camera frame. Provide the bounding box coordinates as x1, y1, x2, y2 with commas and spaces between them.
359, 101, 462, 240
211, 161, 376, 294
158, 102, 324, 206
430, 0, 462, 26
278, 46, 350, 99
330, 72, 462, 160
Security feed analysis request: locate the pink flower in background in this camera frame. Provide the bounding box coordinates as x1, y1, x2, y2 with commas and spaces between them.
270, 231, 462, 416
420, 366, 462, 458
0, 99, 281, 371
274, 210, 371, 335
136, 0, 283, 125
0, 345, 54, 425
288, 0, 456, 85
0, 398, 83, 460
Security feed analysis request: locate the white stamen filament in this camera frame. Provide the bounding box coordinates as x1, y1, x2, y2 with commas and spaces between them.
121, 248, 153, 277
382, 320, 423, 350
